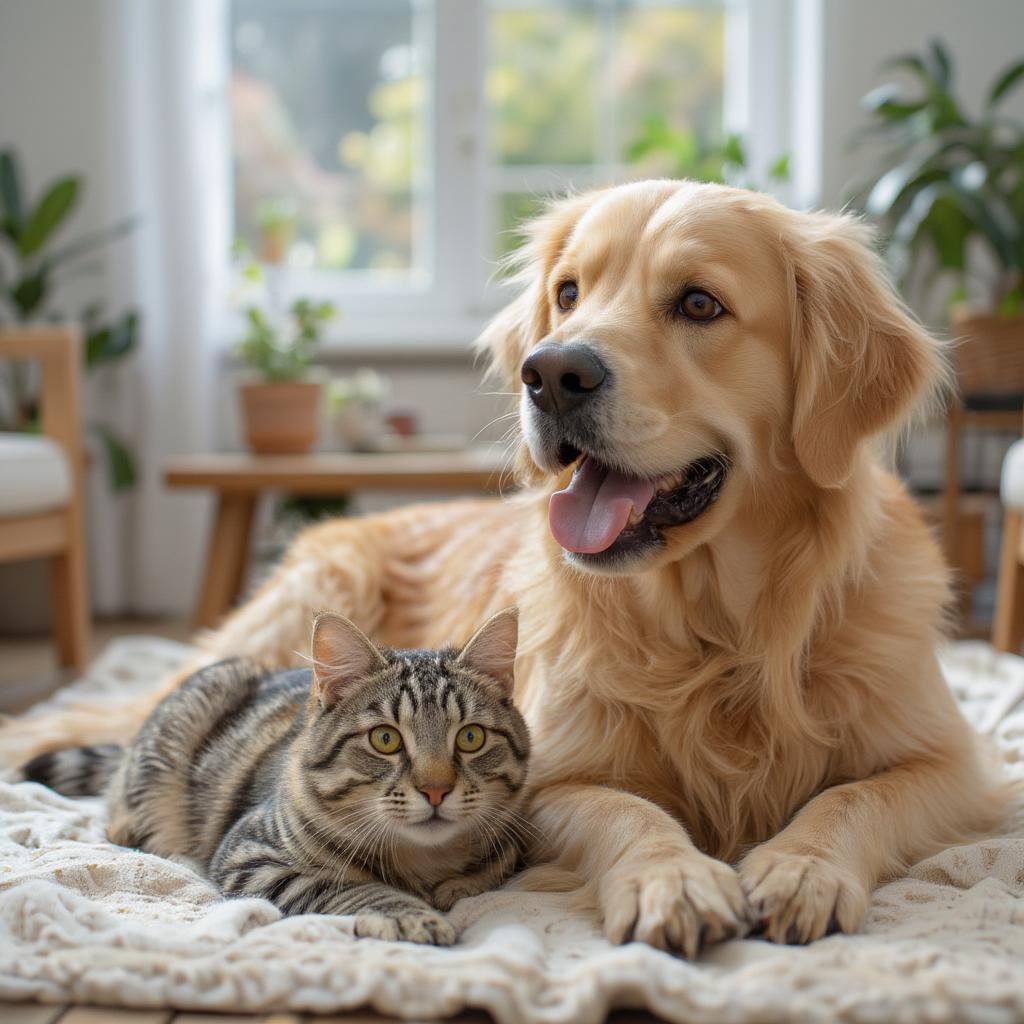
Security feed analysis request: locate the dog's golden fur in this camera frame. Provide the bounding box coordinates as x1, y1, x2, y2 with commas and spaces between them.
4, 180, 1007, 955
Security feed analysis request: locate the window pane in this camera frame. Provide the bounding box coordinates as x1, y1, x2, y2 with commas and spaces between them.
616, 6, 726, 178
488, 6, 598, 166
231, 0, 430, 275
488, 2, 734, 260
495, 192, 548, 262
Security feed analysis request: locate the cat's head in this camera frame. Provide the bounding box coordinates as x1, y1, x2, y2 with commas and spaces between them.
300, 608, 530, 849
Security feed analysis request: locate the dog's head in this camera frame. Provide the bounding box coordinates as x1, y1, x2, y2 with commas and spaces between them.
479, 180, 944, 575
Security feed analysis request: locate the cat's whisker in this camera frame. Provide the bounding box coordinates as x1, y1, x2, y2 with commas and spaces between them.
495, 807, 546, 841
331, 816, 389, 889
474, 806, 542, 857
470, 808, 504, 865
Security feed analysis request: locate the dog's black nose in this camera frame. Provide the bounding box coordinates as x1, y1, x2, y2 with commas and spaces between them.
521, 343, 608, 415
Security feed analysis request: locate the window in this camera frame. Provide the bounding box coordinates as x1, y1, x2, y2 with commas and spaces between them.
231, 0, 431, 279
227, 0, 796, 347
488, 3, 733, 259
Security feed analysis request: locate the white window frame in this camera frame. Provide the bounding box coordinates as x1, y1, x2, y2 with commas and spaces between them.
220, 0, 819, 353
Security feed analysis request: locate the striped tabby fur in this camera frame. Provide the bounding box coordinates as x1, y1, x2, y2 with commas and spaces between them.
21, 609, 530, 945
22, 743, 123, 797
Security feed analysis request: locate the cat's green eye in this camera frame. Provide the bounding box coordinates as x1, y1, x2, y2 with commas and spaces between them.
369, 726, 402, 754
455, 724, 486, 753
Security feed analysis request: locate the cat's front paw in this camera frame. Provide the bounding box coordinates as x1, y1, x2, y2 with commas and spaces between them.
354, 908, 457, 946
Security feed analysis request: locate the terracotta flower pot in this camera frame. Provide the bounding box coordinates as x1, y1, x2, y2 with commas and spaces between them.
239, 380, 322, 454
259, 225, 293, 265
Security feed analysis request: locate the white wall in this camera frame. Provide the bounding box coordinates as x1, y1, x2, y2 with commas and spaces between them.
0, 0, 222, 623
0, 0, 135, 626
818, 0, 1024, 210
0, 3, 110, 212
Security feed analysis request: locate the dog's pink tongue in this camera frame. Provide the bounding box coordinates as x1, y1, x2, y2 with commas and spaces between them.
549, 459, 655, 554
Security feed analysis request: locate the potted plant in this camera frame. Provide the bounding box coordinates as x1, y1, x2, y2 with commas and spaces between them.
853, 40, 1024, 384
256, 199, 296, 265
234, 250, 337, 454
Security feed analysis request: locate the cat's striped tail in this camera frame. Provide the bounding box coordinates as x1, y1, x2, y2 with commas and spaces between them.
20, 744, 124, 796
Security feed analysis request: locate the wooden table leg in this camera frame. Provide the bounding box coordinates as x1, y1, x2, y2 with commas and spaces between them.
193, 492, 257, 631
50, 540, 91, 670
993, 508, 1024, 653
942, 402, 962, 567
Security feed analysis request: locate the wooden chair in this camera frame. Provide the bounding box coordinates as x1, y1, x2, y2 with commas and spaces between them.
993, 408, 1024, 652
0, 327, 91, 669
943, 315, 1024, 566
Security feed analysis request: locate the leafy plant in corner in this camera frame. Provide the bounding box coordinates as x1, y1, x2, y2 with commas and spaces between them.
851, 39, 1024, 317
0, 149, 140, 488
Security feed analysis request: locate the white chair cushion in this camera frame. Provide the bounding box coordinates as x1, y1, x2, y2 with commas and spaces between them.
1001, 438, 1024, 511
0, 433, 71, 517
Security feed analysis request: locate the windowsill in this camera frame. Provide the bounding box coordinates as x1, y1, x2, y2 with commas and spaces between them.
317, 338, 480, 363
320, 313, 492, 355
218, 312, 496, 366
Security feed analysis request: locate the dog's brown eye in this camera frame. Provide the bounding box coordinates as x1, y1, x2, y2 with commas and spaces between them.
557, 281, 578, 311
678, 290, 722, 322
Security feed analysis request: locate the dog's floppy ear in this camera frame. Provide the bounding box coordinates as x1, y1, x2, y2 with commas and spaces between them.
787, 212, 946, 489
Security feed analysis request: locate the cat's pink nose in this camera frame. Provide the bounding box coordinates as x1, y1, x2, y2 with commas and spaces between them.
419, 784, 451, 807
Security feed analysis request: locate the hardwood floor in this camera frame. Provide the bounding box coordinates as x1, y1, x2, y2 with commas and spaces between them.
1, 1005, 663, 1023
2, 1009, 470, 1024
0, 617, 193, 715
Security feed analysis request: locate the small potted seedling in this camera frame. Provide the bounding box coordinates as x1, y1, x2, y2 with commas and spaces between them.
233, 247, 337, 454
257, 200, 296, 265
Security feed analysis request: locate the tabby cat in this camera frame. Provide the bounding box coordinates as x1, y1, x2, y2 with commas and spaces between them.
21, 608, 531, 945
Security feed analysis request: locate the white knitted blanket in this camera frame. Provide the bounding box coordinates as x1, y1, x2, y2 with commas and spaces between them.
2, 638, 1024, 1024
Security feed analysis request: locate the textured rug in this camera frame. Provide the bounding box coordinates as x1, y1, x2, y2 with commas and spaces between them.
1, 637, 1024, 1024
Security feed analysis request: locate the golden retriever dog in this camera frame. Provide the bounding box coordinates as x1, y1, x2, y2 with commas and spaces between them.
5, 180, 1007, 956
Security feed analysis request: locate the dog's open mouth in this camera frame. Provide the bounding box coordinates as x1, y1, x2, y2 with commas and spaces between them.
549, 453, 729, 556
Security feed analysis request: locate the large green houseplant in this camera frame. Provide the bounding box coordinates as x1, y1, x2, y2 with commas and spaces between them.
0, 149, 140, 487
854, 40, 1024, 320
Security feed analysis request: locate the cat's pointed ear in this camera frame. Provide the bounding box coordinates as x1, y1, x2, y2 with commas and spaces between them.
456, 608, 519, 694
311, 612, 386, 708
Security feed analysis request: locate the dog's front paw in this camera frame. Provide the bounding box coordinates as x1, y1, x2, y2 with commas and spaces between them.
739, 847, 867, 944
600, 847, 750, 957
354, 908, 457, 945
